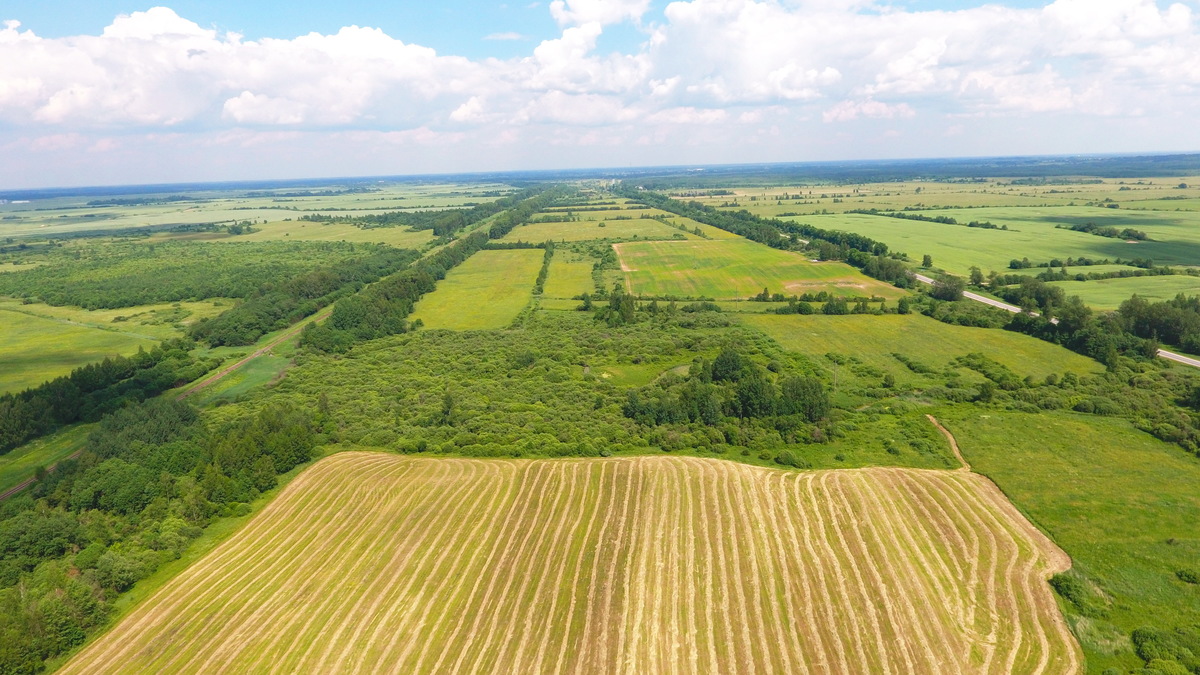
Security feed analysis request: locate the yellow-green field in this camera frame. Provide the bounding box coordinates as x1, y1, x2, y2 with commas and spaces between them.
742, 313, 1103, 382
62, 452, 1080, 674
0, 309, 161, 393
543, 253, 595, 299
410, 249, 544, 330
615, 238, 906, 300
202, 220, 435, 248
502, 217, 693, 243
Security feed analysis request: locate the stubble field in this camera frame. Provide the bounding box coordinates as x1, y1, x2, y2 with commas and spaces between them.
62, 452, 1081, 674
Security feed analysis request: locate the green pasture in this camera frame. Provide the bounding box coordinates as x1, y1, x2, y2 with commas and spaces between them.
615, 238, 906, 300
0, 182, 509, 239
794, 209, 1198, 277
168, 219, 436, 248
741, 313, 1102, 383
543, 253, 595, 299
501, 216, 692, 243
1048, 275, 1200, 310
0, 424, 92, 497
940, 410, 1200, 673
0, 310, 159, 394
0, 298, 229, 340
410, 249, 544, 330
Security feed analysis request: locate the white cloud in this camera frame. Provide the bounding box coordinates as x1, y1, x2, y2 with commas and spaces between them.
2, 0, 1200, 186
823, 99, 915, 123
485, 32, 526, 40
549, 0, 651, 26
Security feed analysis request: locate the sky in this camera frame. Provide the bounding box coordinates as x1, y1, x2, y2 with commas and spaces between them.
1, 0, 1198, 188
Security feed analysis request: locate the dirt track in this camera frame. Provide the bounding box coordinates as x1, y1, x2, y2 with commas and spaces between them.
62, 453, 1081, 674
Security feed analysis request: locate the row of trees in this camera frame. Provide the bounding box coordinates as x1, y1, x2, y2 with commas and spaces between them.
0, 340, 213, 454
188, 246, 419, 346
302, 188, 570, 352
297, 188, 543, 238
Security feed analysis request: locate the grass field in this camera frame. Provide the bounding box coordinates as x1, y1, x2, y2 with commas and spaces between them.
410, 249, 544, 330
0, 424, 91, 495
502, 217, 692, 243
543, 253, 595, 299
208, 220, 435, 248
615, 238, 906, 300
938, 411, 1200, 673
0, 309, 160, 393
792, 207, 1200, 276
1047, 274, 1200, 310
62, 452, 1080, 674
742, 314, 1102, 383
0, 298, 229, 339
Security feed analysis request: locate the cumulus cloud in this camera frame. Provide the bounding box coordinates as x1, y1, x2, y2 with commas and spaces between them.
823, 99, 916, 123
1, 1, 1200, 185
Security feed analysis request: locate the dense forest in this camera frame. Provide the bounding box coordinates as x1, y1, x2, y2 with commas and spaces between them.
0, 241, 384, 309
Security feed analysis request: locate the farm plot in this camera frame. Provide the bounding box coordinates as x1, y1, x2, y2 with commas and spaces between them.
543, 252, 596, 299
502, 216, 692, 243
1046, 274, 1200, 310
0, 309, 158, 394
742, 313, 1102, 383
64, 453, 1080, 675
615, 238, 905, 300
409, 248, 543, 330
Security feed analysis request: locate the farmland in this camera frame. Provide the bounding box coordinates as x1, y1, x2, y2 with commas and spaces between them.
0, 309, 158, 393
410, 248, 544, 330
615, 238, 905, 300
62, 452, 1080, 675
1046, 274, 1200, 310
742, 314, 1102, 384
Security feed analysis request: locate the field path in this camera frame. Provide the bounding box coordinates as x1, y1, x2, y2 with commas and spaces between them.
928, 414, 971, 471
62, 453, 1082, 674
175, 304, 333, 400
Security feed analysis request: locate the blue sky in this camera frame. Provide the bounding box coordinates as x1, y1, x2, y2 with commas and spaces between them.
1, 0, 1198, 187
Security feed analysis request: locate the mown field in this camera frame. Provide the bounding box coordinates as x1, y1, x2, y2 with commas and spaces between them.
939, 411, 1200, 673
742, 314, 1103, 384
615, 239, 905, 300
410, 248, 544, 330
543, 252, 595, 299
62, 452, 1080, 674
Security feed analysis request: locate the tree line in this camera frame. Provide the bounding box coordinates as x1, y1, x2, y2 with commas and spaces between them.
0, 340, 214, 454
301, 187, 572, 352
0, 398, 320, 673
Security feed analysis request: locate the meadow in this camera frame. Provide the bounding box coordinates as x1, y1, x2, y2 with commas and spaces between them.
61, 452, 1080, 675
501, 217, 692, 243
615, 238, 906, 300
939, 410, 1200, 673
542, 252, 595, 299
0, 309, 159, 393
409, 248, 544, 330
1047, 274, 1200, 309
742, 314, 1102, 384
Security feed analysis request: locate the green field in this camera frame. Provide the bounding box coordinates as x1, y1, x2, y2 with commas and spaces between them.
742, 313, 1102, 382
201, 220, 435, 248
940, 410, 1200, 673
1048, 274, 1200, 310
0, 309, 160, 393
410, 249, 544, 330
793, 207, 1200, 276
502, 216, 692, 243
0, 298, 229, 340
615, 238, 905, 300
0, 424, 91, 496
542, 252, 595, 299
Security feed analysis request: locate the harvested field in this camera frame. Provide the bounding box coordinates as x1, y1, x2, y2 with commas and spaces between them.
63, 453, 1081, 674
